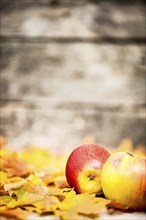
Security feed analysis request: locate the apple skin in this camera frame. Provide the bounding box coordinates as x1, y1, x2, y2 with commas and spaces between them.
101, 152, 146, 210
65, 144, 111, 194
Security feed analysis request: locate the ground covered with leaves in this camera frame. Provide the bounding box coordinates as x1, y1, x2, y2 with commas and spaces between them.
0, 137, 145, 220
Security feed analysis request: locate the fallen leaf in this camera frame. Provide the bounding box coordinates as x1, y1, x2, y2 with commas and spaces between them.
7, 174, 48, 208
0, 171, 8, 186
0, 155, 31, 178
32, 195, 60, 214
58, 190, 110, 219
4, 177, 26, 192
0, 206, 30, 220
0, 139, 144, 220
53, 176, 69, 188
0, 195, 13, 206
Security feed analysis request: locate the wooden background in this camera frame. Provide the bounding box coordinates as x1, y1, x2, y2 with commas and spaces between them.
0, 0, 145, 153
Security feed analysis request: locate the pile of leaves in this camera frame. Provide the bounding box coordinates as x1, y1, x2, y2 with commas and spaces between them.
0, 136, 145, 220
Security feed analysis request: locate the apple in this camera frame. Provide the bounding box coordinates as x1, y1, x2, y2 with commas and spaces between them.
101, 151, 146, 210
65, 144, 111, 194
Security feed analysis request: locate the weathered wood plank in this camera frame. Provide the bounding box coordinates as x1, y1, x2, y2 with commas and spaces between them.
1, 106, 145, 152
0, 42, 145, 106
1, 1, 145, 39
1, 0, 145, 9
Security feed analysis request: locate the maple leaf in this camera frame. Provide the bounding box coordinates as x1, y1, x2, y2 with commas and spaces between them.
34, 170, 60, 186
0, 206, 30, 220
0, 171, 8, 186
7, 174, 48, 208
31, 195, 60, 214
0, 154, 31, 178
18, 147, 68, 175
53, 176, 69, 189
4, 177, 26, 192
0, 195, 13, 206
55, 209, 79, 220
18, 147, 52, 169
0, 139, 144, 220
48, 187, 62, 196
57, 190, 110, 219
4, 174, 60, 214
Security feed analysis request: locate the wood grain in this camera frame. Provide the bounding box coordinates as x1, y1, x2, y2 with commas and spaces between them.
1, 42, 145, 105
1, 1, 145, 39
1, 104, 145, 152
0, 0, 145, 150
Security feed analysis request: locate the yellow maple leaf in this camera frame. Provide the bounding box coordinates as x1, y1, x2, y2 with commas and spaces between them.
58, 190, 110, 219
0, 195, 13, 206
0, 171, 8, 186
7, 174, 48, 208
1, 138, 145, 220
32, 195, 60, 214
4, 176, 26, 192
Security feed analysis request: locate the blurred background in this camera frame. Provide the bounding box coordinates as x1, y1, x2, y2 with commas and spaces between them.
0, 0, 145, 153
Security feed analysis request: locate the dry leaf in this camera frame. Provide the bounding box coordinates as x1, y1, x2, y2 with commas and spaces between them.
58, 190, 110, 219
0, 155, 31, 178
32, 195, 60, 214
0, 137, 145, 220
4, 177, 26, 192
0, 206, 30, 220
0, 195, 13, 206
7, 174, 49, 208
0, 171, 8, 186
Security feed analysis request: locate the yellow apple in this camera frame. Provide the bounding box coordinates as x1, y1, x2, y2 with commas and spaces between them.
101, 152, 146, 210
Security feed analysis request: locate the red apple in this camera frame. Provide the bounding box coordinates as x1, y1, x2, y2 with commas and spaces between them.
101, 152, 146, 210
65, 144, 111, 194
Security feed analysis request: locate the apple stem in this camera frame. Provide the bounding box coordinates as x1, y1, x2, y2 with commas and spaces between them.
88, 175, 95, 181
127, 152, 134, 157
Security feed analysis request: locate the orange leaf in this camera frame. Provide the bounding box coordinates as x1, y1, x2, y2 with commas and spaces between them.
0, 207, 30, 220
